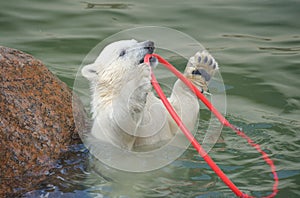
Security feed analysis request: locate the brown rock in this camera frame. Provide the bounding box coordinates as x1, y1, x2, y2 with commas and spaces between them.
0, 46, 86, 197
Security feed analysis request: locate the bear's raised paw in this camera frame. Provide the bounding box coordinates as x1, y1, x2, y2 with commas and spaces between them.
185, 51, 218, 80
184, 51, 219, 91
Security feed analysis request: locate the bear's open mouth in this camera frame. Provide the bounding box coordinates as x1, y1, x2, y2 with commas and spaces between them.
139, 55, 156, 64
139, 48, 155, 64
139, 58, 144, 64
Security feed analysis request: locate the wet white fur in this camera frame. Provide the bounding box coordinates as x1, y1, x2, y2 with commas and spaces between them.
82, 39, 217, 150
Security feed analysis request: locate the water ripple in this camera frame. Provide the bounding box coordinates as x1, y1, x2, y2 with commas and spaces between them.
222, 34, 272, 41
81, 2, 133, 9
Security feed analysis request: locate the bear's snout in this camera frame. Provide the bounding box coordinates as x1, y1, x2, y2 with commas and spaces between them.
143, 41, 155, 54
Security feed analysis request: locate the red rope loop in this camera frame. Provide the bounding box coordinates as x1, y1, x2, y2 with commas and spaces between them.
144, 54, 278, 198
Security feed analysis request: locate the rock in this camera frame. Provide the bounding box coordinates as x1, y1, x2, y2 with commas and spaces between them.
0, 46, 86, 197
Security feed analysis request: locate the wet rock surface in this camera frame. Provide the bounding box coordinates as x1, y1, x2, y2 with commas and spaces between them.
0, 46, 86, 197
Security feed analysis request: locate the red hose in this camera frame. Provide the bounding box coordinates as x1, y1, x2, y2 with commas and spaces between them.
144, 54, 278, 198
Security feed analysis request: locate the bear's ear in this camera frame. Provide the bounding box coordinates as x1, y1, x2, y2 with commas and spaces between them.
81, 63, 98, 81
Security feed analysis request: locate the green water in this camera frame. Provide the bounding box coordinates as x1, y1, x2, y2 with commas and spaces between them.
1, 0, 300, 197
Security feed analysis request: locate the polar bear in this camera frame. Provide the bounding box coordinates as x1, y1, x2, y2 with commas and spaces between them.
82, 39, 218, 151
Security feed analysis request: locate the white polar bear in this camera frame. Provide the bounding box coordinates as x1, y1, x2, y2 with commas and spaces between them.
82, 39, 218, 151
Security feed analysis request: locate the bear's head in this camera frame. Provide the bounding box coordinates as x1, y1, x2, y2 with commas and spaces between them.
82, 39, 155, 81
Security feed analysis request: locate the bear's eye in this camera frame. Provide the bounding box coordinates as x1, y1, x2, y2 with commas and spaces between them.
119, 50, 126, 57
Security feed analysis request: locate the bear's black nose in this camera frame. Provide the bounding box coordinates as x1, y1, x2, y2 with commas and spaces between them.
144, 41, 155, 54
